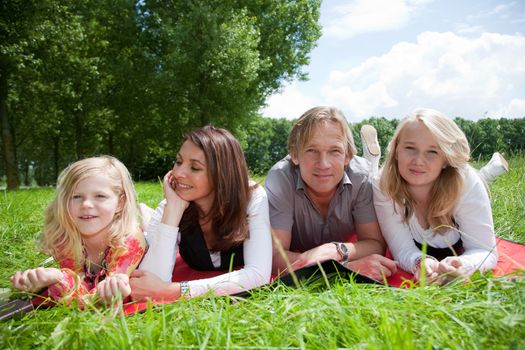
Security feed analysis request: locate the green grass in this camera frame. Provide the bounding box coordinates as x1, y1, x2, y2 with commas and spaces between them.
1, 156, 524, 349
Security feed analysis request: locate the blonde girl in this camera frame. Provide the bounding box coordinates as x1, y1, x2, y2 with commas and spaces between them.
373, 108, 497, 284
10, 156, 146, 304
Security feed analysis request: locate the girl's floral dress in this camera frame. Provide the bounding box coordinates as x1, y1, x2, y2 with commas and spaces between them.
46, 231, 146, 304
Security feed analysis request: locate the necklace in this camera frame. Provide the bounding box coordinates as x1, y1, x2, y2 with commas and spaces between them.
84, 247, 109, 277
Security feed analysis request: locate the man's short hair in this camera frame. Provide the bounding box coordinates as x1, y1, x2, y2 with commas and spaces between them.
287, 106, 357, 159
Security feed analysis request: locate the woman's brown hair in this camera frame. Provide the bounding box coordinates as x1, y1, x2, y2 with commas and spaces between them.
180, 125, 252, 250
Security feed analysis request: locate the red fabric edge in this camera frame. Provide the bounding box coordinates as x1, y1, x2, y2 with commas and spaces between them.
123, 237, 525, 315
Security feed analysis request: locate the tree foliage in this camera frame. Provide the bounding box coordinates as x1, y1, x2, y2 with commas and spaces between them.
2, 1, 523, 187
354, 116, 525, 165
242, 115, 292, 176
0, 0, 321, 187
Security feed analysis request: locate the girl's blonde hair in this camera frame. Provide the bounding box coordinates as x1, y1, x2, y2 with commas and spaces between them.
380, 108, 470, 233
40, 156, 139, 268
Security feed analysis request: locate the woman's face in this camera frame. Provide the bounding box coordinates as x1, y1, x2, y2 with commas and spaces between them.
171, 140, 214, 210
396, 120, 448, 193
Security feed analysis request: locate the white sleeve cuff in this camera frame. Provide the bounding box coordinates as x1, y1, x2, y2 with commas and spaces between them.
139, 223, 179, 282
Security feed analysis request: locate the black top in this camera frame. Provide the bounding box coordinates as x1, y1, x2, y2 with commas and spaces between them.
179, 224, 244, 271
414, 239, 464, 261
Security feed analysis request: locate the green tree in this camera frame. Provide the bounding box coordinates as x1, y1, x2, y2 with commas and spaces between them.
242, 116, 292, 175
498, 118, 525, 156
2, 1, 152, 186
0, 0, 46, 189
139, 0, 321, 131
353, 117, 398, 161
2, 0, 322, 186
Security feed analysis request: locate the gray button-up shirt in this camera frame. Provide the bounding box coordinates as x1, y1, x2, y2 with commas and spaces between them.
265, 155, 377, 252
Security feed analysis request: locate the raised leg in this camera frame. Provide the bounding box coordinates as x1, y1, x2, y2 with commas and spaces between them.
360, 124, 381, 176
479, 152, 509, 183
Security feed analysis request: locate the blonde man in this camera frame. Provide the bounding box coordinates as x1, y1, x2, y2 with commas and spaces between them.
265, 106, 397, 280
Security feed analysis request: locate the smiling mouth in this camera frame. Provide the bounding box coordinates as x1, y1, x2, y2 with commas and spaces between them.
80, 215, 97, 219
176, 183, 192, 189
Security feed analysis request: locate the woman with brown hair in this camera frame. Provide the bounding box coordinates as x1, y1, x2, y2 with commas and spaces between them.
130, 126, 272, 300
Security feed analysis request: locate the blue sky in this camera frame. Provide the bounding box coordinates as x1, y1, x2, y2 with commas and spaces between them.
261, 0, 525, 122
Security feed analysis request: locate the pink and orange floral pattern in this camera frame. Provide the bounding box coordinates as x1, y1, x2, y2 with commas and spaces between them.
47, 231, 146, 304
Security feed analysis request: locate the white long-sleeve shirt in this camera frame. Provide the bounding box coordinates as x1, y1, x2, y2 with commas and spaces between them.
139, 185, 272, 297
373, 166, 498, 275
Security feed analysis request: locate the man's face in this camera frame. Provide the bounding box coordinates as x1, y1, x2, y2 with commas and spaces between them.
291, 121, 350, 200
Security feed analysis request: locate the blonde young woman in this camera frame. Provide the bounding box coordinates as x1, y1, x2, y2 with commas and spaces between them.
373, 108, 498, 284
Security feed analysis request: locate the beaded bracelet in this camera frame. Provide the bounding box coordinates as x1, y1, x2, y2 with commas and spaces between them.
180, 281, 191, 298
413, 255, 438, 274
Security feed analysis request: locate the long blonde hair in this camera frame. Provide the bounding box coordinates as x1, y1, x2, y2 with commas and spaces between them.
40, 156, 139, 268
380, 108, 470, 233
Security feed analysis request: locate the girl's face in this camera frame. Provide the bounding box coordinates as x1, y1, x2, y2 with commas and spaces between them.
171, 140, 214, 210
396, 120, 448, 193
68, 174, 123, 242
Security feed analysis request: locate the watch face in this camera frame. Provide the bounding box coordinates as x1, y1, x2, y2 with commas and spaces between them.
338, 243, 349, 261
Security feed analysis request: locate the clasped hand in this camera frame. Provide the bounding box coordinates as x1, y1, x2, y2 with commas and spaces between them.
414, 257, 467, 286
96, 273, 131, 303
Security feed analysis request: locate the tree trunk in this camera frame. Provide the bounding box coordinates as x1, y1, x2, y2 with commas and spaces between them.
0, 62, 19, 190
53, 135, 60, 183
23, 160, 30, 186
74, 109, 83, 160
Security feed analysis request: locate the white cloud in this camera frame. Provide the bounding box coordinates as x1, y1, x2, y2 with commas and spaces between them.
455, 24, 484, 35
495, 98, 525, 117
511, 15, 525, 25
468, 2, 517, 21
323, 0, 431, 40
321, 31, 525, 121
260, 83, 318, 119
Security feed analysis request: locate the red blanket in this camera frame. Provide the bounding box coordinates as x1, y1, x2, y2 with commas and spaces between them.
122, 237, 525, 315
385, 237, 525, 287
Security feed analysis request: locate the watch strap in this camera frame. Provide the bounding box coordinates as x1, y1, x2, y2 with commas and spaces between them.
332, 242, 349, 263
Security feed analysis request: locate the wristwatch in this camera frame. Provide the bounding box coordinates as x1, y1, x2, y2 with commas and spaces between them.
332, 242, 349, 263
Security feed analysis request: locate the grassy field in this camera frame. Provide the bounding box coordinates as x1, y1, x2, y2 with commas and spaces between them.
0, 156, 524, 349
